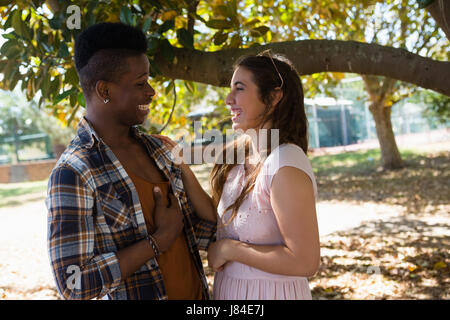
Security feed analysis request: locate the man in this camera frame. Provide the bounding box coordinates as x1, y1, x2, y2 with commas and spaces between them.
46, 22, 217, 300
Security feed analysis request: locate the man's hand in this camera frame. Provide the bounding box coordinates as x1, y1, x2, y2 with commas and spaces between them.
152, 186, 184, 253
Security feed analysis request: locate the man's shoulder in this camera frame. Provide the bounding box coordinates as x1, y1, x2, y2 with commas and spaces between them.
139, 132, 164, 148
139, 132, 173, 160
50, 139, 98, 180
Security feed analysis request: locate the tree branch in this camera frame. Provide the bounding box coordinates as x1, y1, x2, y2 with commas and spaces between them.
157, 80, 177, 134
187, 0, 199, 34
154, 39, 450, 96
45, 0, 59, 13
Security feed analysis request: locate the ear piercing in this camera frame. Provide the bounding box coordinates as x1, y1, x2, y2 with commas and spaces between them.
104, 98, 110, 104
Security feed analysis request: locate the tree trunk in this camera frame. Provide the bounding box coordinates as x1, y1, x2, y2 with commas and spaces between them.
426, 0, 450, 41
369, 103, 404, 170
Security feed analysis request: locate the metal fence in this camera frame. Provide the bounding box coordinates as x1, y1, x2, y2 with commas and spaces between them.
0, 133, 53, 164
306, 98, 448, 149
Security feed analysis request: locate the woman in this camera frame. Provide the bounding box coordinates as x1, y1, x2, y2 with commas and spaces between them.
157, 52, 320, 300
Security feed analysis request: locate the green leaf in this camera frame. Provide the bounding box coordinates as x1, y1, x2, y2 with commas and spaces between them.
0, 39, 21, 57
57, 42, 70, 58
53, 88, 77, 104
213, 31, 228, 46
77, 92, 86, 108
176, 28, 193, 49
49, 76, 61, 99
158, 20, 175, 34
149, 59, 162, 77
131, 15, 137, 27
87, 0, 99, 15
0, 60, 8, 73
87, 12, 97, 26
69, 92, 77, 108
120, 6, 133, 25
417, 0, 436, 9
67, 103, 81, 126
9, 70, 21, 91
160, 39, 175, 62
147, 0, 163, 10
205, 19, 233, 29
2, 32, 17, 40
41, 41, 52, 53
147, 37, 159, 55
11, 10, 27, 39
229, 33, 241, 48
214, 5, 229, 17
165, 80, 174, 95
142, 16, 152, 33
184, 80, 196, 93
243, 18, 261, 27
26, 77, 35, 100
41, 72, 51, 99
49, 14, 64, 30
250, 26, 270, 37
65, 67, 79, 86
227, 0, 237, 15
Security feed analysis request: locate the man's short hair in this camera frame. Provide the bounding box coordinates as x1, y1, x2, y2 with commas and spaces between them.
74, 22, 147, 97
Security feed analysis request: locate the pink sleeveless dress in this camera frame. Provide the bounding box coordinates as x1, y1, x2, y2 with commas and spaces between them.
213, 143, 318, 300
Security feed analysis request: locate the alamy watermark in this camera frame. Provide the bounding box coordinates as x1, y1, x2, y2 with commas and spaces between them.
66, 5, 81, 30
160, 122, 280, 169
66, 264, 81, 290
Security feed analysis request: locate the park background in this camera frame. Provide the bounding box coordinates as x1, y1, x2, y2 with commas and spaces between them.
0, 0, 448, 299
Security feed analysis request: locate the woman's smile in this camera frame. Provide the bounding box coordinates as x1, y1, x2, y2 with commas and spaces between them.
231, 107, 242, 122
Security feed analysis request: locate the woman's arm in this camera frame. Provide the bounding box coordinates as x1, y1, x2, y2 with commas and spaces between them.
153, 134, 217, 224
208, 166, 320, 277
179, 162, 217, 223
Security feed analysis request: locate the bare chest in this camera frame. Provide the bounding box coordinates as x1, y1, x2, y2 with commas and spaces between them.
110, 142, 167, 183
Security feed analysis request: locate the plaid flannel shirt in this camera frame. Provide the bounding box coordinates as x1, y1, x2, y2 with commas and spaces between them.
46, 117, 216, 300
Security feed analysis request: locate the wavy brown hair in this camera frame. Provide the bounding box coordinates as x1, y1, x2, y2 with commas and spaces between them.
209, 52, 309, 226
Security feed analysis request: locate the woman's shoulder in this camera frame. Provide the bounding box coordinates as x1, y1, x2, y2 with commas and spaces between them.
264, 143, 310, 168
263, 143, 317, 197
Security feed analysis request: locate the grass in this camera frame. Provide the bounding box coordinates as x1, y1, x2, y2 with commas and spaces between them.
309, 145, 449, 214
0, 143, 447, 210
309, 147, 439, 176
0, 179, 48, 208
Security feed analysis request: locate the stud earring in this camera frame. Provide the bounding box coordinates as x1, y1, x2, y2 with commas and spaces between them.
104, 98, 110, 104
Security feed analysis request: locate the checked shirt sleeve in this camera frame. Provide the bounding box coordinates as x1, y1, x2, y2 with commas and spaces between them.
184, 196, 217, 251
46, 165, 122, 300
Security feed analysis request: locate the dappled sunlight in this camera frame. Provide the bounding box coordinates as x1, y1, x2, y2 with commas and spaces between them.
0, 145, 448, 299
309, 217, 449, 299
314, 151, 449, 215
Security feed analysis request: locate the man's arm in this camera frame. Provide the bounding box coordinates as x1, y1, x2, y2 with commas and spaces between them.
47, 165, 122, 299
47, 165, 182, 299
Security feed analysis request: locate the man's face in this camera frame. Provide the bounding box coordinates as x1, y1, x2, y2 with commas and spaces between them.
107, 53, 155, 126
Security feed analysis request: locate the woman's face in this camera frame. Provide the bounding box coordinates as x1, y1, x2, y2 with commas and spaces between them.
226, 66, 268, 131
107, 53, 155, 126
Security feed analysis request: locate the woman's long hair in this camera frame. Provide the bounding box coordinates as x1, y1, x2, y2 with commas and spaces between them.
209, 52, 309, 226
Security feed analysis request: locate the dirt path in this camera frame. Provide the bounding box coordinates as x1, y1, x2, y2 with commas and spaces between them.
0, 200, 58, 299
1, 195, 447, 300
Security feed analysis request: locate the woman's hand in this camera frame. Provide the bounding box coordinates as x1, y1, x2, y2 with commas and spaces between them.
151, 134, 184, 164
207, 239, 235, 272
151, 134, 178, 150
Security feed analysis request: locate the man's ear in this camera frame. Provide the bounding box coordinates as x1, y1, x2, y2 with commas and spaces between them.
95, 80, 110, 102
